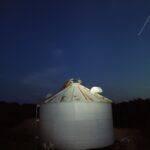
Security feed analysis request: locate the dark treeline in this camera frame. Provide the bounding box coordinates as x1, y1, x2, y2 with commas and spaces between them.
112, 98, 150, 129
0, 98, 150, 129
0, 101, 35, 128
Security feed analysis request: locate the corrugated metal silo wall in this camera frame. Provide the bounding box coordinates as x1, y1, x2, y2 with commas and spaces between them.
40, 102, 114, 150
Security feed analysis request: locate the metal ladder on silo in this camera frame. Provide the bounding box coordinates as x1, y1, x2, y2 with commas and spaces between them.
35, 104, 41, 150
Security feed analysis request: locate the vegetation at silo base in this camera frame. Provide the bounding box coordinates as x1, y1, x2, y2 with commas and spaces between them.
0, 98, 150, 150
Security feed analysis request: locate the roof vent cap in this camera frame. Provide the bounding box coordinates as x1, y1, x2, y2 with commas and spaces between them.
90, 87, 103, 95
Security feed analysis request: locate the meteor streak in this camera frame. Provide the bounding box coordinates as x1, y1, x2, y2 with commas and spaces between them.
138, 15, 150, 36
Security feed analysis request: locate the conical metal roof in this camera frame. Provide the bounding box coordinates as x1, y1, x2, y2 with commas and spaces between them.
44, 79, 112, 103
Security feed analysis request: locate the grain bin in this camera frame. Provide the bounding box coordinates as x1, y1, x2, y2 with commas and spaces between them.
40, 79, 114, 150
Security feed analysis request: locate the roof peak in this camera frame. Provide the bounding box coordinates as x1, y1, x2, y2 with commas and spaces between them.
63, 78, 82, 88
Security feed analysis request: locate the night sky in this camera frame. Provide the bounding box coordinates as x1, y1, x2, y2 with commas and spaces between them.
0, 0, 150, 103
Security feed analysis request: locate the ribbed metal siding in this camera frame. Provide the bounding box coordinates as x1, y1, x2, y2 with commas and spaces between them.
40, 102, 114, 150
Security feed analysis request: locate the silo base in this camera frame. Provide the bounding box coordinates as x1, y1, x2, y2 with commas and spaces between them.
39, 143, 114, 150
88, 144, 114, 150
